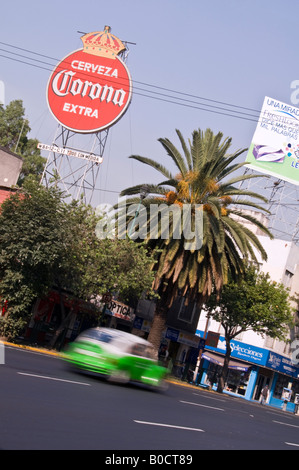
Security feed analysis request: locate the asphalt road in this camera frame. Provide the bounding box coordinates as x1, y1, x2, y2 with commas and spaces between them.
1, 344, 299, 452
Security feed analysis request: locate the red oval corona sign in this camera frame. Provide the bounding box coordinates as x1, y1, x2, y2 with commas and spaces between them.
47, 28, 132, 134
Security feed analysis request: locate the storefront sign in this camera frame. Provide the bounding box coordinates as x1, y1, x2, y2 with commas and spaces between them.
133, 316, 151, 332
47, 26, 132, 133
196, 329, 299, 378
105, 300, 134, 322
266, 351, 299, 377
229, 342, 266, 365
165, 327, 179, 342
196, 329, 267, 366
101, 292, 113, 304
164, 327, 200, 347
178, 331, 200, 348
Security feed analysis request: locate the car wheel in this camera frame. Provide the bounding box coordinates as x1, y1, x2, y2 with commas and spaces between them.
155, 378, 169, 392
108, 369, 130, 384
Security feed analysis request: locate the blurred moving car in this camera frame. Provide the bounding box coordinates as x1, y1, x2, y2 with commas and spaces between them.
62, 327, 169, 391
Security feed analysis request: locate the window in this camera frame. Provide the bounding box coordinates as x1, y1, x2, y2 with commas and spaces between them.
273, 374, 290, 399
131, 343, 146, 356
80, 329, 113, 343
264, 336, 275, 349
284, 270, 293, 288
178, 298, 195, 323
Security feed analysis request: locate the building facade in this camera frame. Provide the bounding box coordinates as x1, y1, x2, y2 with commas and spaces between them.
196, 235, 299, 412
132, 295, 201, 371
0, 146, 23, 204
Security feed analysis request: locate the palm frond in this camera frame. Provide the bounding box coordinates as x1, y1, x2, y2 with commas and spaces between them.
230, 209, 273, 238
222, 216, 249, 255
129, 155, 173, 179
175, 129, 192, 171
221, 187, 269, 204
188, 255, 199, 288
120, 183, 166, 198
158, 137, 188, 176
241, 226, 269, 261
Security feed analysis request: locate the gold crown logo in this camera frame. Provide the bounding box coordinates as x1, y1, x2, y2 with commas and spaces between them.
81, 26, 126, 59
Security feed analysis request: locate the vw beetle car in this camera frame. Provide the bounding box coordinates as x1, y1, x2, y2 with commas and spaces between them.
62, 327, 169, 391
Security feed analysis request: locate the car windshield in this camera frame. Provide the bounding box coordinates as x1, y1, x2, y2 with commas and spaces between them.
130, 342, 157, 360
79, 329, 114, 343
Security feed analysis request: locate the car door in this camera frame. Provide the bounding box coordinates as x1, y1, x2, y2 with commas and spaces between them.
127, 343, 153, 381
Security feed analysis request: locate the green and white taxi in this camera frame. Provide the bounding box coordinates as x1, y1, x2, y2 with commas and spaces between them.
62, 327, 169, 391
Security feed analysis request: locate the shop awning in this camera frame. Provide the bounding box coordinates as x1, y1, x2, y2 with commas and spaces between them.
202, 351, 249, 372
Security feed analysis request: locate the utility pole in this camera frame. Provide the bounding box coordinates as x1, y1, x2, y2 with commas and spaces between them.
193, 316, 210, 383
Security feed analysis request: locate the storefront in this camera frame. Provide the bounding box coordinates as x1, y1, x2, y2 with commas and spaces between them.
25, 291, 100, 347
200, 351, 251, 396
102, 299, 135, 332
163, 327, 201, 374
196, 329, 299, 412
265, 351, 299, 412
132, 317, 201, 373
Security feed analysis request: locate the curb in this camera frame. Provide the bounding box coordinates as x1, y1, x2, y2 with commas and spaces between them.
2, 340, 60, 357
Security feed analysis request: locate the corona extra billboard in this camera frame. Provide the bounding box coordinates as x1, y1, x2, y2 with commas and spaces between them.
47, 26, 132, 133
245, 96, 299, 185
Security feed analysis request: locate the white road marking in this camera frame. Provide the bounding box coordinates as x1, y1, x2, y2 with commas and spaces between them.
273, 420, 299, 429
285, 442, 299, 447
267, 410, 293, 419
134, 420, 204, 432
17, 372, 90, 386
180, 400, 224, 411
192, 392, 226, 402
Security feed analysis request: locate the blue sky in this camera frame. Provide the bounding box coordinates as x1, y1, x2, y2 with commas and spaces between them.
1, 0, 299, 207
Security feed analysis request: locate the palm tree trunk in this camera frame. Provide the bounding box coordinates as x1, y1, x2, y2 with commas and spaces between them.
147, 303, 168, 352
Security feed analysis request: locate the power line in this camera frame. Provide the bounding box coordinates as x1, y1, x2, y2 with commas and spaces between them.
0, 53, 52, 72
135, 79, 260, 115
0, 40, 261, 123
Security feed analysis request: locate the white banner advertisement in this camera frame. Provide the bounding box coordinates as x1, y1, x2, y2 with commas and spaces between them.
245, 96, 299, 185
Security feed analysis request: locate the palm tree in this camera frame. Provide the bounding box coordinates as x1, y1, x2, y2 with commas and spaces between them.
119, 128, 272, 351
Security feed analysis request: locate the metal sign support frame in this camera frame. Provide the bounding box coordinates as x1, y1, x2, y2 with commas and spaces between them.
237, 168, 299, 244
41, 126, 109, 205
